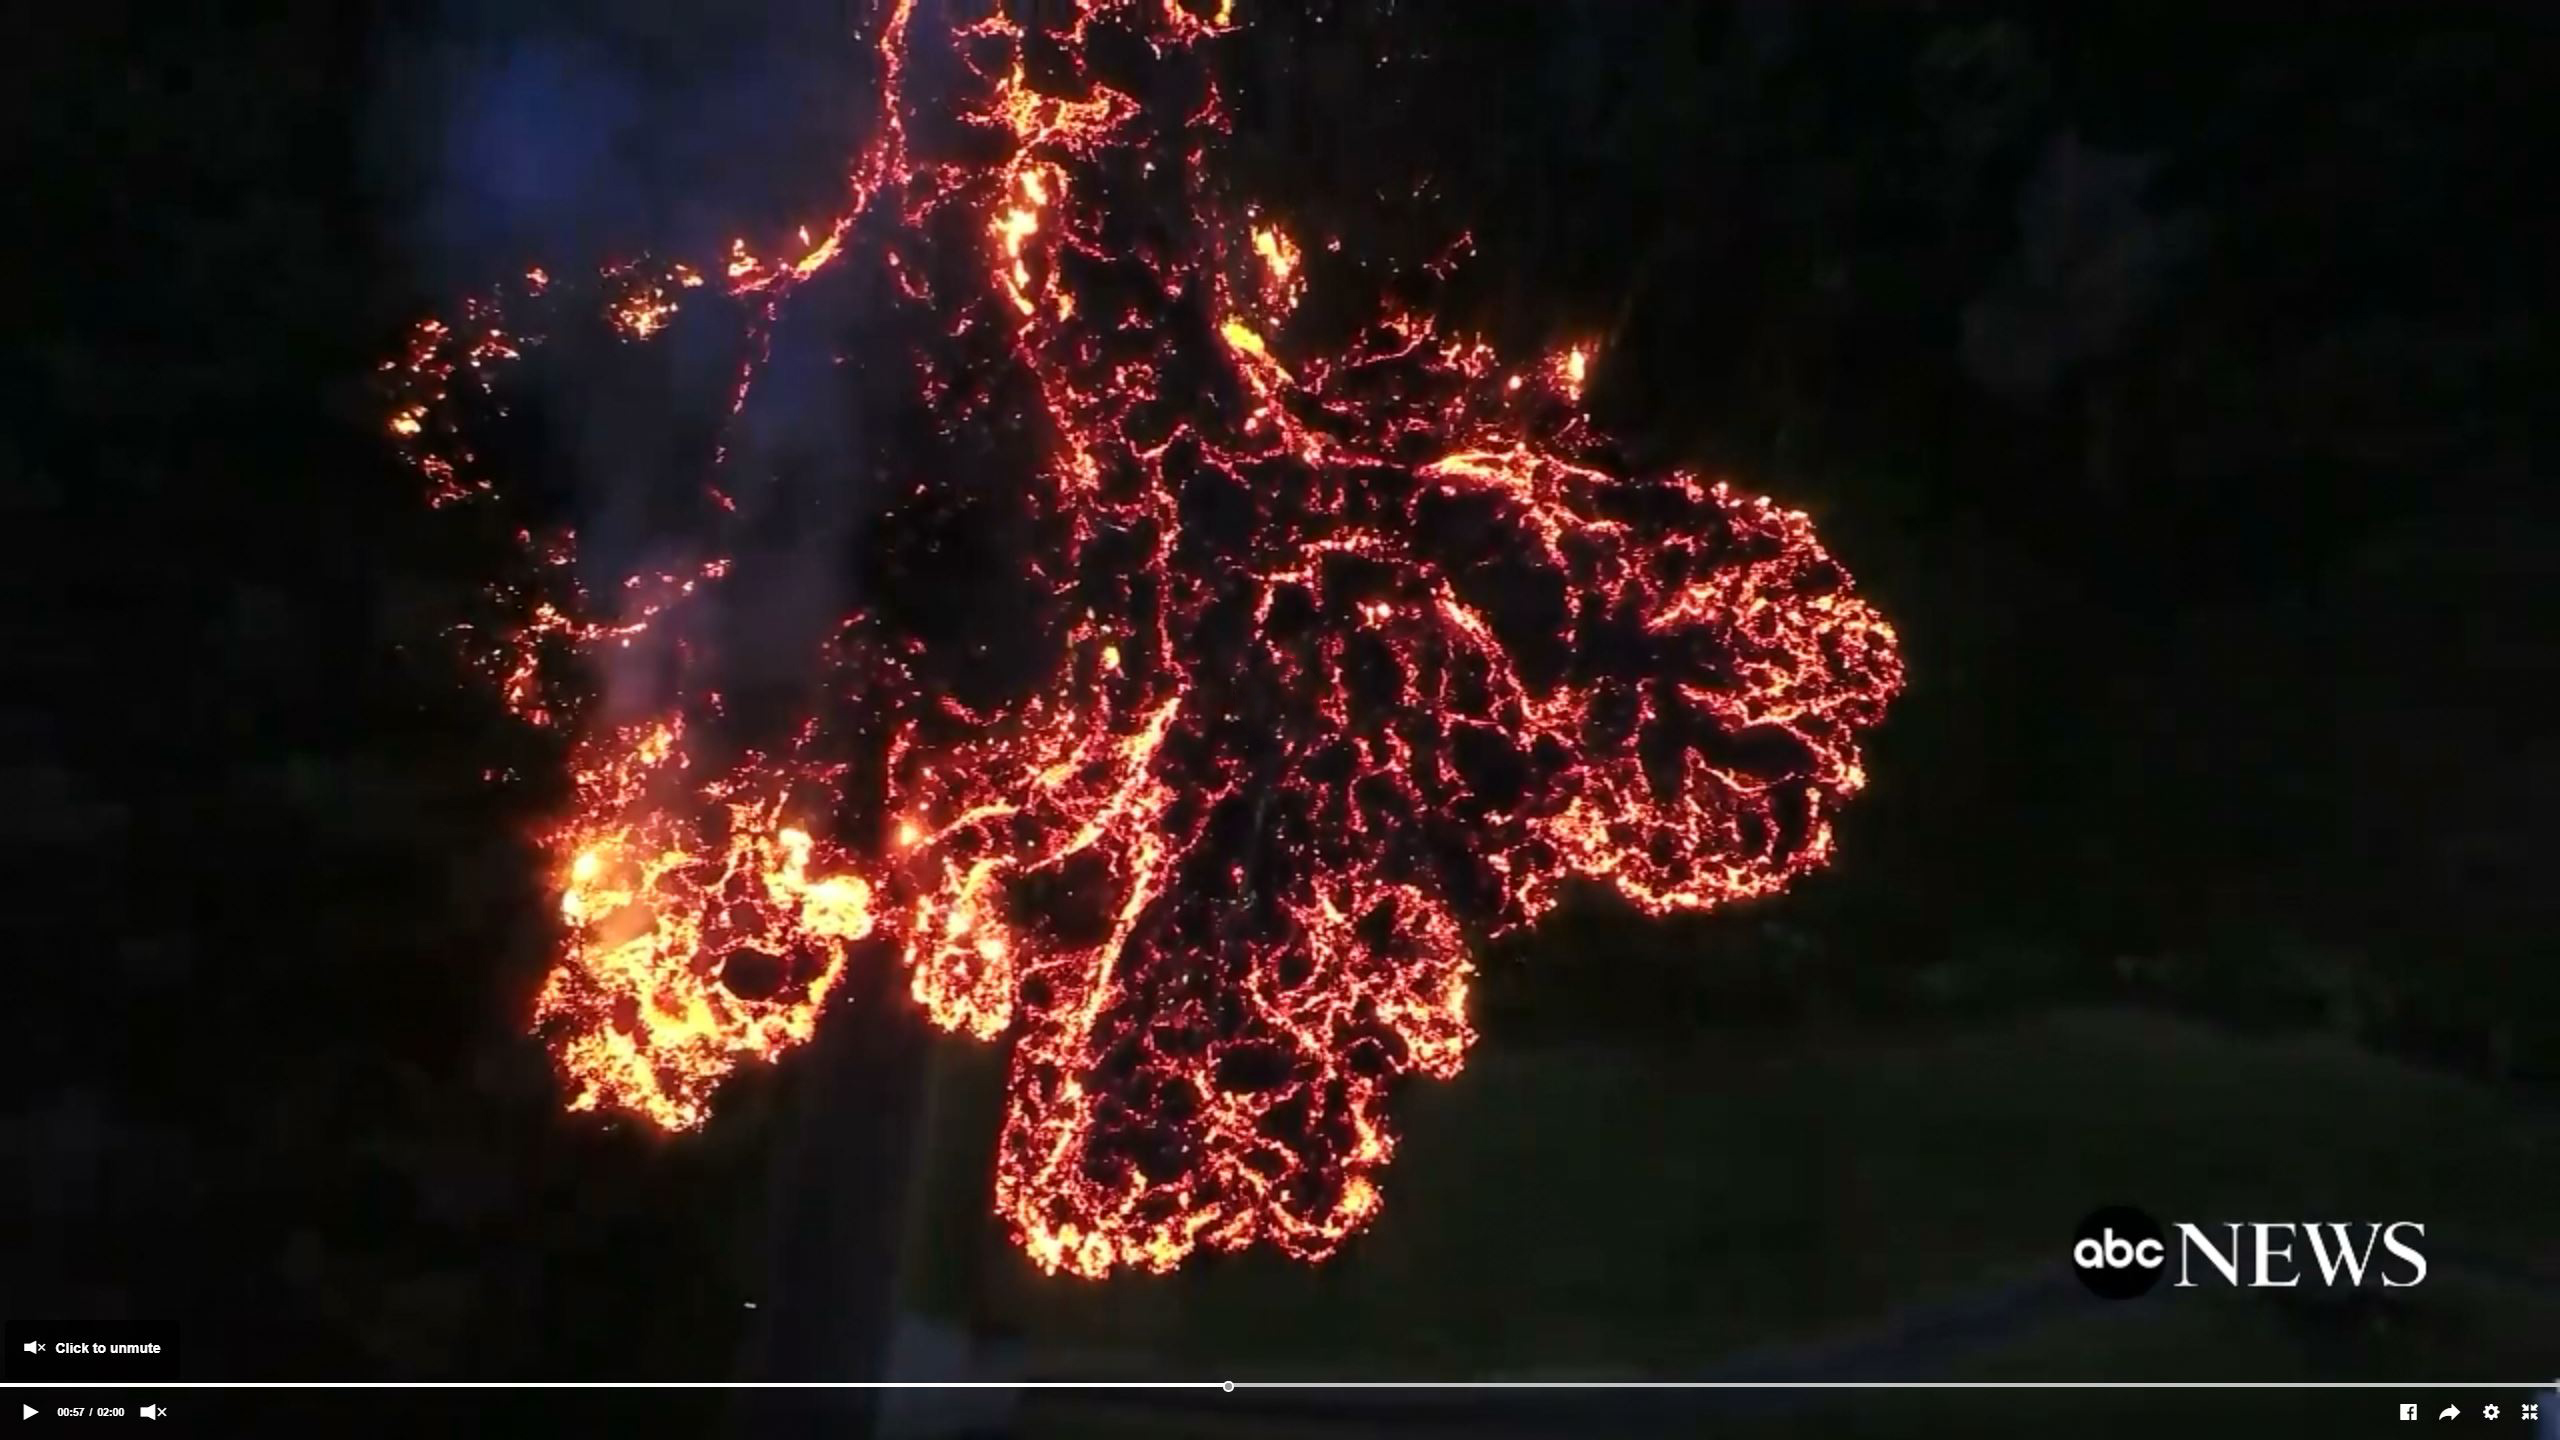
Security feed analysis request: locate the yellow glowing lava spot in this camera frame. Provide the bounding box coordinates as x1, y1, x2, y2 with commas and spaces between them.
1554, 343, 1591, 399
1247, 220, 1305, 317
1220, 319, 1269, 357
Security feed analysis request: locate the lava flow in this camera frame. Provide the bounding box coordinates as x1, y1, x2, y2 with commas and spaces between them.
386, 0, 1904, 1279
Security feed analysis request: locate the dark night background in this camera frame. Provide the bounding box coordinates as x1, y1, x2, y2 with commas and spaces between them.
11, 0, 2556, 1433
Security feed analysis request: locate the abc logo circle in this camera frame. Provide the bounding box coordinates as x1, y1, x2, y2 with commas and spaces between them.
2073, 1205, 2167, 1299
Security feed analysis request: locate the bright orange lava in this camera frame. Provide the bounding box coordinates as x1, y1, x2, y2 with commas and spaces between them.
386, 0, 1904, 1278
538, 718, 876, 1130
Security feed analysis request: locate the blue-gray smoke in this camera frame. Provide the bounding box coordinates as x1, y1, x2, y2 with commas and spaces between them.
370, 0, 860, 288
367, 0, 885, 728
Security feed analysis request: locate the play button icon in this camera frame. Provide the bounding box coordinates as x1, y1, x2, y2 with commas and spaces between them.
21, 1404, 35, 1419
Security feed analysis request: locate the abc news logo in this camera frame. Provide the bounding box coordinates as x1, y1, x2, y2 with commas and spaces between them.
2073, 1205, 2427, 1300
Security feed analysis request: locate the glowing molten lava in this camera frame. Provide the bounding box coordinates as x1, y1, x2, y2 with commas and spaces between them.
387, 0, 1904, 1278
535, 717, 876, 1130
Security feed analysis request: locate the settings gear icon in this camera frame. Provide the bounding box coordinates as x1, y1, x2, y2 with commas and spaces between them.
2484, 1404, 2502, 1420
